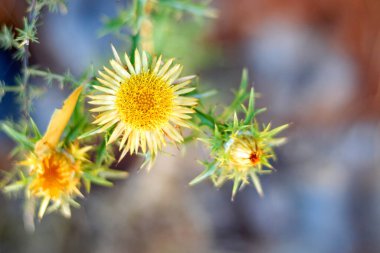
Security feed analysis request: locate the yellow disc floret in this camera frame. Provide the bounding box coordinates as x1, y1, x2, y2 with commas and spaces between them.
115, 72, 174, 130
28, 151, 81, 200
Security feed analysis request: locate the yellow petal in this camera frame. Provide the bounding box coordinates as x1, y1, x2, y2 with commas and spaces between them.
172, 75, 196, 85
157, 58, 174, 77
134, 49, 142, 73
111, 44, 122, 64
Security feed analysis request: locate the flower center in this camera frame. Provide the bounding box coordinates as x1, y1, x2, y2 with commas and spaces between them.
115, 72, 174, 130
249, 150, 261, 165
30, 152, 79, 200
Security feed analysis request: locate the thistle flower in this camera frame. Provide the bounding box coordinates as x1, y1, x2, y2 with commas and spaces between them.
2, 86, 127, 221
211, 123, 288, 199
190, 69, 288, 199
21, 143, 91, 218
17, 86, 90, 219
88, 46, 198, 168
0, 86, 127, 221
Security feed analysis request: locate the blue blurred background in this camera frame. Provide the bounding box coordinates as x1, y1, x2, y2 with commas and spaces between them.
0, 0, 380, 252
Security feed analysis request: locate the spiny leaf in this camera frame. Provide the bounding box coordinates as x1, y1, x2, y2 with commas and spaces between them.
194, 108, 215, 129
38, 196, 50, 220
96, 136, 108, 165
78, 127, 103, 139
67, 198, 81, 208
83, 172, 113, 187
0, 25, 15, 49
3, 180, 26, 193
239, 68, 248, 91
159, 0, 218, 18
1, 122, 34, 150
266, 124, 289, 137
29, 117, 41, 139
250, 172, 264, 197
189, 162, 217, 185
99, 169, 129, 179
244, 88, 255, 124
231, 176, 241, 201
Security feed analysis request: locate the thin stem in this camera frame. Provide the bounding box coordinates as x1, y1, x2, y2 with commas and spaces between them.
130, 0, 146, 62
27, 68, 66, 82
21, 0, 38, 119
3, 86, 23, 92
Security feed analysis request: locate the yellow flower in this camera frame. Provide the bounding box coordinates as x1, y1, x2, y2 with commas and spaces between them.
22, 86, 89, 219
89, 46, 197, 166
23, 144, 90, 199
21, 143, 91, 219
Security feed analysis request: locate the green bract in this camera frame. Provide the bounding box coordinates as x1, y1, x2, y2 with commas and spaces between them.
191, 69, 288, 199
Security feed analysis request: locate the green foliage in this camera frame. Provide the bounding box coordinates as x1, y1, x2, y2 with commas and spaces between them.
0, 25, 16, 50
28, 67, 75, 88
35, 0, 68, 13
1, 121, 35, 151
158, 0, 217, 18
99, 0, 218, 69
15, 18, 39, 48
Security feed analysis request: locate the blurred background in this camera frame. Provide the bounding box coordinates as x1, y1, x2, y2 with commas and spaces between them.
0, 0, 380, 252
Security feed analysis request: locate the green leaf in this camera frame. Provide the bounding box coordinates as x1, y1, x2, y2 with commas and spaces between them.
193, 89, 217, 99
99, 169, 128, 179
96, 137, 108, 165
3, 180, 26, 193
189, 162, 217, 185
194, 108, 215, 129
78, 127, 102, 139
231, 176, 241, 201
220, 69, 250, 121
233, 112, 239, 130
83, 172, 113, 187
67, 198, 81, 208
250, 172, 264, 197
65, 119, 86, 143
239, 68, 249, 91
1, 122, 34, 150
83, 178, 91, 193
159, 0, 217, 18
0, 25, 15, 50
244, 88, 255, 124
99, 9, 132, 37
15, 17, 39, 45
266, 124, 289, 137
29, 117, 41, 139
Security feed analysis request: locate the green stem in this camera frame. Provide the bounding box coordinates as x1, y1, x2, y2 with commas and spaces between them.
3, 86, 23, 92
27, 68, 65, 82
130, 33, 141, 60
130, 0, 146, 61
21, 0, 38, 119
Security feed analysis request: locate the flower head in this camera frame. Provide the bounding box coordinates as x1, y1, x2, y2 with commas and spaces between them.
21, 86, 93, 219
22, 143, 91, 218
190, 69, 288, 199
89, 46, 197, 168
224, 134, 266, 171
26, 150, 81, 201
212, 127, 286, 199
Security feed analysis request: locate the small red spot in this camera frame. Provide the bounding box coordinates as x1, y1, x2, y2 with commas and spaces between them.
249, 151, 260, 165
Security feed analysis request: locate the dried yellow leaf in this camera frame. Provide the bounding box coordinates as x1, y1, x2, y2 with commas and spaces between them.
35, 86, 83, 154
